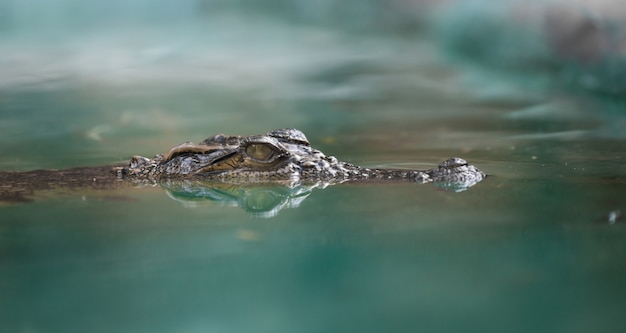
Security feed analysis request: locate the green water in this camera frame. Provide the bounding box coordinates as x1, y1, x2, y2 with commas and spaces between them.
2, 2, 626, 333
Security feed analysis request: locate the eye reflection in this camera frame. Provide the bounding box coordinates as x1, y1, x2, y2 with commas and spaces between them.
245, 143, 275, 161
244, 190, 281, 212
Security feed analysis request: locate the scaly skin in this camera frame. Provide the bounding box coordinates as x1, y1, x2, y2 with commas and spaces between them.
117, 128, 485, 190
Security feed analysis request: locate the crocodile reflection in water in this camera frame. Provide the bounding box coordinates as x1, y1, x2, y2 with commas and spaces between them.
162, 180, 321, 218
0, 128, 486, 213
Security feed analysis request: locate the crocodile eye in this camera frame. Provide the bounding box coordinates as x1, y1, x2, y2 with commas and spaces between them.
245, 143, 275, 161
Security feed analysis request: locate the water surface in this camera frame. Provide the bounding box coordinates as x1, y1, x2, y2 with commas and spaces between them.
1, 2, 626, 333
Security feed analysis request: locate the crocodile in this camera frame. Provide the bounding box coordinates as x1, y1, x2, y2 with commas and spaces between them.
117, 128, 485, 187
0, 128, 485, 206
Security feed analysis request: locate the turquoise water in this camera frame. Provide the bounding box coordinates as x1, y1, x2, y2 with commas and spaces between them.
2, 2, 626, 332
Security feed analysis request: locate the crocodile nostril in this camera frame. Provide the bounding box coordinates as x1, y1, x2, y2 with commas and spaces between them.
438, 157, 468, 169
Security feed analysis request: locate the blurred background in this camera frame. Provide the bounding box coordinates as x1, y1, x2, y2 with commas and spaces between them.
1, 0, 625, 169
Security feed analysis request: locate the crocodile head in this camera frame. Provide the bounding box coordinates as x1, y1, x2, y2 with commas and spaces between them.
119, 128, 486, 190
